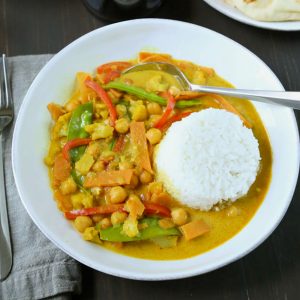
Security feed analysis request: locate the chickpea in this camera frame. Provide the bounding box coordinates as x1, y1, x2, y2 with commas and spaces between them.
99, 217, 112, 229
147, 102, 162, 115
171, 208, 188, 226
60, 177, 77, 195
131, 105, 148, 121
146, 128, 162, 145
74, 216, 93, 233
139, 170, 153, 184
148, 182, 163, 194
111, 211, 128, 225
115, 118, 129, 134
109, 186, 127, 204
116, 104, 127, 117
92, 160, 105, 172
119, 161, 133, 170
92, 215, 103, 223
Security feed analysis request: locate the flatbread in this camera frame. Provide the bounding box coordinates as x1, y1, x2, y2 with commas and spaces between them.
226, 0, 300, 21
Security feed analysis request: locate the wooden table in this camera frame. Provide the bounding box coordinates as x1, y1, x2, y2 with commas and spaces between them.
1, 1, 299, 299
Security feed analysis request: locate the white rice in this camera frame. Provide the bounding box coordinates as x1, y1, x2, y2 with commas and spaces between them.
155, 108, 261, 211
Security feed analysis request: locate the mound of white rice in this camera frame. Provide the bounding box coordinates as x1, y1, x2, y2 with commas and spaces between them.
155, 108, 261, 211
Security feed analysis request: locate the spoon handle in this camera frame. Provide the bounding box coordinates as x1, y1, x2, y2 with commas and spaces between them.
190, 84, 300, 110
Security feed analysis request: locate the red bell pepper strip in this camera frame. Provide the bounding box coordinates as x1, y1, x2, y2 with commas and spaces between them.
161, 111, 193, 131
62, 138, 92, 161
113, 134, 125, 152
64, 204, 124, 220
143, 202, 171, 218
97, 61, 132, 74
103, 70, 122, 84
154, 92, 176, 129
65, 202, 171, 220
85, 80, 117, 126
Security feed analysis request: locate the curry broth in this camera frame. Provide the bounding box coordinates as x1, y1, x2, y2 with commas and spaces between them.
46, 55, 272, 261
104, 71, 272, 260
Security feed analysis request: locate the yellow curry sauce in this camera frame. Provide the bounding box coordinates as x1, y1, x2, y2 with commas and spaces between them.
45, 52, 272, 260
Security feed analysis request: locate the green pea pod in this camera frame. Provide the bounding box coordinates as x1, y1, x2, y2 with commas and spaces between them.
67, 102, 93, 161
97, 217, 181, 242
105, 81, 202, 108
109, 137, 116, 151
71, 169, 84, 187
71, 169, 90, 193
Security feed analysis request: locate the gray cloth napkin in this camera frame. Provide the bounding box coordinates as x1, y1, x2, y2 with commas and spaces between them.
0, 55, 81, 300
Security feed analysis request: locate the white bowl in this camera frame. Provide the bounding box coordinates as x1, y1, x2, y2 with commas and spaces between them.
12, 19, 299, 280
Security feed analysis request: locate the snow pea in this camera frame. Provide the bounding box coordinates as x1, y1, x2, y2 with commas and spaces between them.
97, 217, 181, 242
67, 102, 93, 162
105, 81, 202, 108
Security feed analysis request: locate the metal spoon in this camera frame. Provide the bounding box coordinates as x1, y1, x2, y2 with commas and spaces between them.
123, 62, 300, 110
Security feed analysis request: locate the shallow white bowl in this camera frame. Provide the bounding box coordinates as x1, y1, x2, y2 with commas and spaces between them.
12, 19, 299, 280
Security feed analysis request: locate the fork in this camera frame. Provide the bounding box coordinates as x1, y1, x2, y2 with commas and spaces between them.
0, 54, 13, 281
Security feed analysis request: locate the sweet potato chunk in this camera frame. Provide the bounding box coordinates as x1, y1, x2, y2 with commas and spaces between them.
130, 121, 153, 174
53, 154, 71, 182
84, 169, 134, 187
180, 220, 210, 241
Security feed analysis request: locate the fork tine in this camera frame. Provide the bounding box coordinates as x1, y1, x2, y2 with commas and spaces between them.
0, 57, 3, 109
2, 54, 13, 110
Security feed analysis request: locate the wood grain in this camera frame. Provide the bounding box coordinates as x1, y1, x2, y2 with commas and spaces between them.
1, 0, 300, 299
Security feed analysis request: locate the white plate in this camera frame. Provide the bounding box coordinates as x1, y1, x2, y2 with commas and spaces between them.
12, 19, 299, 280
204, 0, 300, 31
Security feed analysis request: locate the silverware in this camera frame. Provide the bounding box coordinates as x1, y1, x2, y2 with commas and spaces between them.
124, 62, 300, 109
0, 54, 13, 281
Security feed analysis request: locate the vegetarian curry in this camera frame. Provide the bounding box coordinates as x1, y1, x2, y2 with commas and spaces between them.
44, 52, 272, 260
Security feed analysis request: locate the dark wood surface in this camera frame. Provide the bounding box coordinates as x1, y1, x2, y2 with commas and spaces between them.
1, 0, 300, 299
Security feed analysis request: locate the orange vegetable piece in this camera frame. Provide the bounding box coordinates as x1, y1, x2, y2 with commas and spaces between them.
138, 52, 172, 63
97, 61, 132, 74
175, 91, 206, 100
83, 169, 134, 188
211, 94, 252, 128
125, 196, 145, 219
67, 72, 96, 105
130, 121, 153, 174
47, 103, 65, 121
53, 154, 71, 182
54, 190, 72, 212
180, 220, 210, 241
150, 192, 173, 207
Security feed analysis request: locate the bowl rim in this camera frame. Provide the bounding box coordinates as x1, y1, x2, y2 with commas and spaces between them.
12, 18, 300, 280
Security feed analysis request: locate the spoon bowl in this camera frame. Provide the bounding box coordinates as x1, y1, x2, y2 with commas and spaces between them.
124, 61, 300, 110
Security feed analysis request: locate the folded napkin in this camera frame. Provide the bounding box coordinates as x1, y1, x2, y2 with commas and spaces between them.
0, 55, 81, 300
